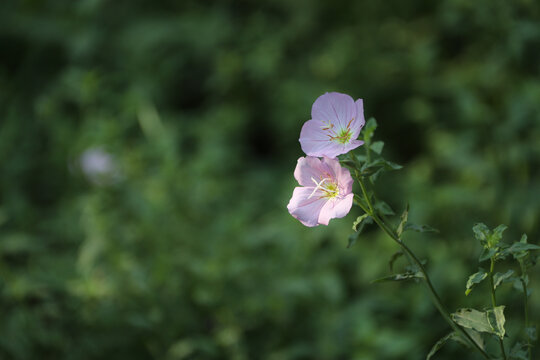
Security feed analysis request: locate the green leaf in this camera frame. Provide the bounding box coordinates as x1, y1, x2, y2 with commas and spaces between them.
370, 141, 384, 154
362, 118, 377, 144
464, 328, 485, 350
479, 247, 497, 262
472, 223, 490, 243
374, 201, 395, 216
451, 308, 492, 334
465, 269, 488, 296
388, 251, 404, 272
396, 204, 409, 237
352, 214, 370, 232
486, 306, 506, 339
509, 342, 528, 360
403, 223, 439, 234
426, 332, 462, 360
506, 242, 540, 255
512, 276, 531, 296
371, 271, 424, 283
361, 159, 403, 175
491, 224, 508, 245
526, 327, 537, 341
493, 270, 514, 289
347, 216, 373, 248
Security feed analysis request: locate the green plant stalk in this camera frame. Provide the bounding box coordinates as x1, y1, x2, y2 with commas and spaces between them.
356, 178, 491, 360
488, 258, 507, 360
519, 261, 532, 360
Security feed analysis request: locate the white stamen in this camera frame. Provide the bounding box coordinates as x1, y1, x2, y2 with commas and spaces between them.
308, 177, 327, 199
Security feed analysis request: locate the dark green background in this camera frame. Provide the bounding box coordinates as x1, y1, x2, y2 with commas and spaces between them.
1, 0, 540, 359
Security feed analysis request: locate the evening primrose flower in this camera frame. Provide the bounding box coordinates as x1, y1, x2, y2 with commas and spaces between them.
299, 92, 365, 158
287, 156, 354, 227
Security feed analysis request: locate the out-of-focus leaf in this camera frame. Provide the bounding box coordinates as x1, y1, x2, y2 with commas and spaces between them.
472, 223, 490, 243
526, 327, 537, 341
509, 342, 528, 360
506, 242, 540, 255
389, 250, 404, 272
403, 223, 439, 234
360, 159, 403, 177
362, 118, 377, 144
465, 329, 485, 350
347, 215, 373, 248
371, 271, 424, 283
491, 224, 508, 246
465, 269, 487, 296
426, 332, 462, 360
396, 204, 409, 237
493, 270, 514, 289
370, 141, 384, 154
479, 247, 497, 262
374, 201, 395, 216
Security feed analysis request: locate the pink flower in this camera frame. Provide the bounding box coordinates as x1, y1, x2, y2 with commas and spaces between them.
299, 92, 365, 158
287, 156, 354, 227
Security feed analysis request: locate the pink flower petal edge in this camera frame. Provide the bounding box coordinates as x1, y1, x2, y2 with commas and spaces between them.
287, 156, 354, 227
299, 92, 366, 158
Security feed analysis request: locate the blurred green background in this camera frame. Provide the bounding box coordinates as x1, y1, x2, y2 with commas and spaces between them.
1, 0, 540, 359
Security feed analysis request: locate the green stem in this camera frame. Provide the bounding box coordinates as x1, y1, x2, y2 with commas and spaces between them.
356, 177, 491, 360
519, 261, 532, 360
488, 258, 507, 360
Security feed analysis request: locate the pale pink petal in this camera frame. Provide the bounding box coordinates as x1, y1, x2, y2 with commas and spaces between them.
299, 120, 346, 158
322, 156, 353, 194
293, 156, 325, 187
311, 92, 356, 129
320, 157, 340, 179
287, 187, 328, 227
351, 99, 366, 138
318, 193, 354, 225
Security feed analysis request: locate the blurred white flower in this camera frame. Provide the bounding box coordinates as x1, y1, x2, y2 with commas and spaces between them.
79, 147, 122, 185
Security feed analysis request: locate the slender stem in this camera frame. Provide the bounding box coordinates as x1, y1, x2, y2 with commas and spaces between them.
355, 177, 491, 359
358, 178, 374, 213
519, 261, 532, 360
488, 258, 507, 360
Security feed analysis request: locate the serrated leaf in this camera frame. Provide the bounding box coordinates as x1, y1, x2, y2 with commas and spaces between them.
465, 269, 488, 296
403, 223, 439, 234
370, 141, 384, 154
396, 204, 409, 237
372, 271, 424, 283
473, 223, 490, 243
486, 306, 506, 339
389, 251, 404, 272
493, 270, 514, 289
451, 308, 493, 334
374, 201, 395, 216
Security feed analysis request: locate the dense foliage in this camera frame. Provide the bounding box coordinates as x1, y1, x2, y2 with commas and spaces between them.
1, 0, 540, 359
